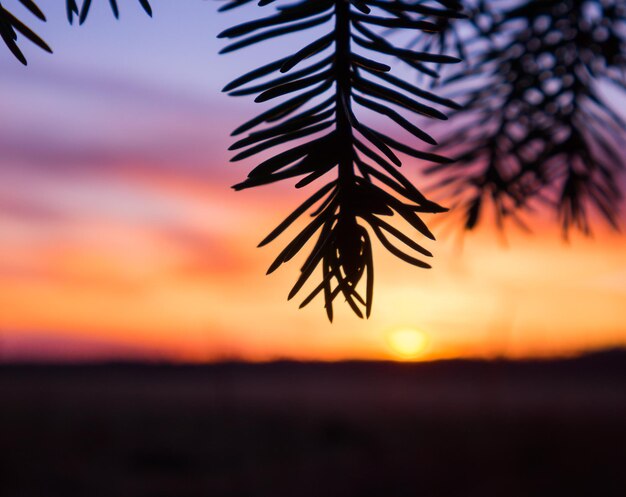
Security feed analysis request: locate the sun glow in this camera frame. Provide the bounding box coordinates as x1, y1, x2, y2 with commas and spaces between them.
386, 328, 430, 360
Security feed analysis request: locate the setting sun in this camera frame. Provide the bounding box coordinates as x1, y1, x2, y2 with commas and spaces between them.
386, 328, 430, 360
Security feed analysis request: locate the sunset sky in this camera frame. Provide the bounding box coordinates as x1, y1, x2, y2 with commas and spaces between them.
1, 1, 625, 362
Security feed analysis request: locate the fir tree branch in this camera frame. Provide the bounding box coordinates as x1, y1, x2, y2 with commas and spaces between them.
220, 0, 462, 319
0, 0, 152, 64
424, 0, 626, 235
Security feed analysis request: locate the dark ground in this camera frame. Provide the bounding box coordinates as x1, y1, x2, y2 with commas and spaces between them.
1, 350, 626, 497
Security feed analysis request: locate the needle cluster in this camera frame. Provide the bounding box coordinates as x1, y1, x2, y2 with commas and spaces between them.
0, 0, 152, 64
220, 0, 463, 319
425, 0, 626, 235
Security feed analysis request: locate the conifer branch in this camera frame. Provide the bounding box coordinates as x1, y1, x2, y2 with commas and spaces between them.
424, 0, 626, 235
220, 0, 462, 319
0, 0, 152, 64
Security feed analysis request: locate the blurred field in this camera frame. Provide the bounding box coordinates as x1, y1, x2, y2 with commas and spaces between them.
2, 350, 625, 497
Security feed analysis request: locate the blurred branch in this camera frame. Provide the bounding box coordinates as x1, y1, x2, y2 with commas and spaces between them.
423, 0, 626, 235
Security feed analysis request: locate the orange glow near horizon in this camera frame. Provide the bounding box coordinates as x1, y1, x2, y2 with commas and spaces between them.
1, 162, 624, 363
386, 328, 430, 361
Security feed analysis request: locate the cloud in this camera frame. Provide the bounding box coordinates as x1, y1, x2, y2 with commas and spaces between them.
0, 330, 169, 362
0, 195, 69, 223
1, 60, 219, 115
0, 61, 237, 181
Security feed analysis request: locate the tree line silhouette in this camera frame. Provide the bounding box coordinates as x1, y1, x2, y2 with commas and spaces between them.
1, 0, 624, 318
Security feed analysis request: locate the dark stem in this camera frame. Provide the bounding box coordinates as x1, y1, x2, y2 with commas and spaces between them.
335, 0, 354, 189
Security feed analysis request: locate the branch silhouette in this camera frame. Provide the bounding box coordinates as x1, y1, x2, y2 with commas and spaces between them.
0, 0, 51, 64
423, 0, 626, 235
0, 0, 152, 64
220, 0, 463, 320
